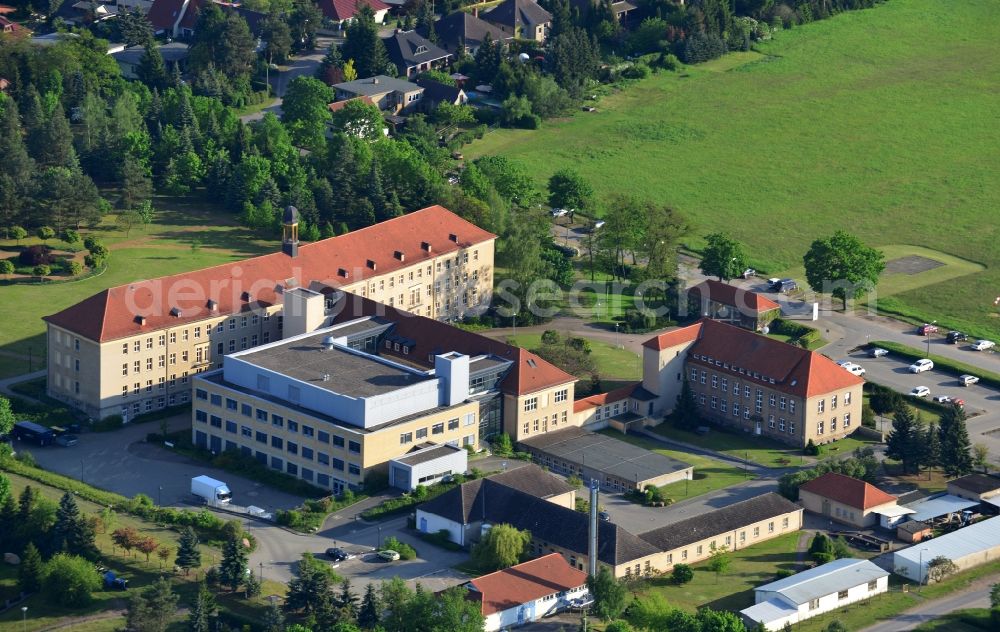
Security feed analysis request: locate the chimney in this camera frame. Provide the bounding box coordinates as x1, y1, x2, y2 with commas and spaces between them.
394, 250, 405, 261
366, 259, 377, 270
373, 77, 379, 84
449, 233, 458, 242
421, 241, 432, 253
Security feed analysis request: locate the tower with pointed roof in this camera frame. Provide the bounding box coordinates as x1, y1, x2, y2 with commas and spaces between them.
282, 205, 299, 257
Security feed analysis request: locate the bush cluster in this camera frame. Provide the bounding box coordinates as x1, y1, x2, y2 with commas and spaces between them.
381, 536, 417, 560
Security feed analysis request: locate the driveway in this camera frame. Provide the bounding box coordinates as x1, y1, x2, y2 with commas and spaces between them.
241, 36, 336, 123
24, 413, 304, 512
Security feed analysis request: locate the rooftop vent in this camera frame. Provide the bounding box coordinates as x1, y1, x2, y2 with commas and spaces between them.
448, 233, 458, 242
421, 241, 432, 252
321, 336, 336, 350
322, 374, 331, 382
394, 251, 405, 261
338, 268, 349, 278
134, 315, 146, 325
366, 259, 377, 270
526, 358, 537, 368
206, 299, 218, 311
169, 307, 182, 317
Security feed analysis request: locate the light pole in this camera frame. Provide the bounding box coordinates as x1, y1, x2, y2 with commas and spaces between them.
925, 321, 936, 358
158, 485, 163, 506
614, 322, 620, 349
918, 547, 929, 590
21, 606, 27, 631
377, 525, 382, 549
259, 561, 264, 582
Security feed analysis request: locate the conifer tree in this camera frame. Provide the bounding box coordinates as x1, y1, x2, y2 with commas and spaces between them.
219, 534, 248, 591
18, 542, 43, 593
886, 406, 922, 474
939, 406, 973, 477
175, 527, 201, 575
358, 582, 380, 629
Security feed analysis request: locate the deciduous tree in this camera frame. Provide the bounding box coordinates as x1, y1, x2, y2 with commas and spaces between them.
699, 232, 749, 282
472, 523, 530, 571
548, 168, 593, 211
587, 566, 627, 620
43, 554, 100, 607
803, 230, 885, 309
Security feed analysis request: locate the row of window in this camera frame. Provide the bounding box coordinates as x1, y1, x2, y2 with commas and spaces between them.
53, 330, 81, 351
120, 314, 276, 355
117, 391, 189, 418
399, 414, 476, 444
665, 517, 792, 565
523, 389, 569, 413
816, 392, 852, 413
816, 414, 851, 435
694, 369, 799, 415
194, 433, 359, 485
195, 418, 362, 471
521, 411, 568, 437
195, 397, 362, 451
122, 372, 190, 398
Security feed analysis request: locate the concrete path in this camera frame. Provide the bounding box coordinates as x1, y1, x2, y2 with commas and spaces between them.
0, 369, 47, 403
859, 573, 999, 632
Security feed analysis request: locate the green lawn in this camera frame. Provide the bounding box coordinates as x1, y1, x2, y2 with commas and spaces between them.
914, 608, 994, 631
635, 531, 802, 613
505, 333, 642, 380
0, 195, 274, 378
597, 430, 752, 500
650, 423, 876, 467
467, 0, 1000, 340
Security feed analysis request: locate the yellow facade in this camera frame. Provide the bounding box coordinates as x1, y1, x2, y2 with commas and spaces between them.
504, 385, 575, 443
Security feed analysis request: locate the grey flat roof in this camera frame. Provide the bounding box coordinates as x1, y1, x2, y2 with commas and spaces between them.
521, 427, 691, 483
895, 515, 1000, 566
903, 494, 979, 522
394, 443, 464, 466
237, 331, 429, 398
469, 355, 511, 373
327, 316, 392, 339
754, 558, 887, 605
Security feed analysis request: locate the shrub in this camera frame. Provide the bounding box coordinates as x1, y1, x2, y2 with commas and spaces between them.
804, 439, 819, 456
0, 260, 13, 275
43, 554, 100, 607
94, 415, 124, 432
19, 245, 53, 266
775, 568, 795, 579
381, 536, 417, 560
541, 330, 561, 345
622, 63, 651, 79
672, 564, 693, 584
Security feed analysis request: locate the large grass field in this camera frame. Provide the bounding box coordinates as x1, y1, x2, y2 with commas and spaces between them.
0, 196, 274, 378
467, 0, 1000, 339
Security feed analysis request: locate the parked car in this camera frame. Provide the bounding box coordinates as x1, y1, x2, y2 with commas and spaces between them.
951, 398, 966, 409
917, 323, 939, 335
910, 386, 930, 398
326, 547, 354, 562
568, 597, 595, 610
770, 278, 798, 293
592, 220, 606, 230
869, 348, 889, 358
837, 362, 866, 377
550, 208, 569, 218
54, 434, 79, 447
947, 331, 968, 344
933, 395, 952, 403
971, 340, 996, 351
909, 359, 934, 373
598, 511, 611, 522
742, 268, 756, 279
959, 374, 980, 386
377, 549, 400, 562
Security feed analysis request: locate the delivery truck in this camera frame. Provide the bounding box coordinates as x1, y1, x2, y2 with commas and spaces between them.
191, 475, 232, 505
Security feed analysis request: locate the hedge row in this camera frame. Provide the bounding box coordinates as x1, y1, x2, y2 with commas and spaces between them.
360, 469, 490, 521
0, 455, 240, 544
868, 341, 1000, 390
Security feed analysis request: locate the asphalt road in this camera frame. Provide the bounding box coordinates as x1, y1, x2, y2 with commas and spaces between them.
859, 573, 999, 632
240, 37, 336, 123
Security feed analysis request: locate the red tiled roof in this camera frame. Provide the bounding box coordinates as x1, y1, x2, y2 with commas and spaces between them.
469, 553, 587, 616
317, 0, 388, 22
328, 294, 576, 396
642, 322, 702, 350
146, 0, 187, 30
44, 206, 496, 343
688, 279, 780, 314
799, 472, 897, 510
328, 95, 375, 112
573, 382, 639, 413
643, 319, 863, 398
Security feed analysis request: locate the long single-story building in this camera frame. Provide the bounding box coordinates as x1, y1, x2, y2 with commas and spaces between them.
466, 553, 589, 631
893, 515, 1000, 583
518, 426, 692, 493
415, 465, 665, 578
740, 558, 889, 631
798, 472, 899, 528
638, 493, 803, 570
947, 473, 1000, 503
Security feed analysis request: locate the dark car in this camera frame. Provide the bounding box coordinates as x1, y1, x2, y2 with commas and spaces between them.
325, 547, 354, 562
598, 511, 611, 522
947, 331, 968, 344
54, 434, 79, 447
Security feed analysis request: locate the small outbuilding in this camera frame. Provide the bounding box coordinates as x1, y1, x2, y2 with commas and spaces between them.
798, 472, 899, 528
388, 442, 467, 491
897, 520, 932, 544
740, 558, 889, 631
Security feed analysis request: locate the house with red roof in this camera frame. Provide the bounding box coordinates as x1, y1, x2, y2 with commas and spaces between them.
465, 553, 589, 630
639, 319, 864, 447
687, 279, 781, 331
798, 472, 899, 528
316, 0, 388, 26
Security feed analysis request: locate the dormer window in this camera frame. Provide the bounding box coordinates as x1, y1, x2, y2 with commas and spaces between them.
416, 45, 427, 53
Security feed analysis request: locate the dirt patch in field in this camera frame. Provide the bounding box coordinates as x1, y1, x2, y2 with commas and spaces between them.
884, 255, 945, 275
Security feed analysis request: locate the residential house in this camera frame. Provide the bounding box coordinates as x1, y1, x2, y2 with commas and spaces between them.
686, 279, 781, 331
0, 14, 25, 35
569, 0, 637, 22
482, 0, 551, 42
466, 553, 589, 631
641, 319, 865, 447
116, 0, 155, 15
112, 42, 189, 80
416, 466, 666, 578
332, 75, 424, 114
383, 29, 451, 78
740, 558, 889, 631
316, 0, 389, 26
638, 493, 803, 571
147, 0, 264, 38
414, 78, 467, 110
798, 472, 898, 528
422, 10, 510, 55
44, 205, 500, 420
